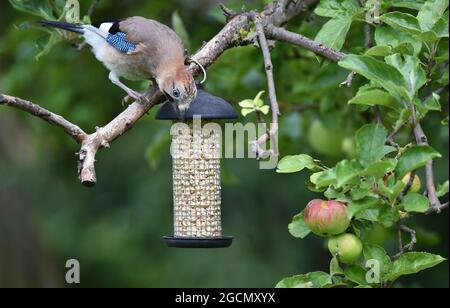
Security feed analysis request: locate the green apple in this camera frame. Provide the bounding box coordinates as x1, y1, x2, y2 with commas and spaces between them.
308, 120, 343, 157
328, 233, 363, 264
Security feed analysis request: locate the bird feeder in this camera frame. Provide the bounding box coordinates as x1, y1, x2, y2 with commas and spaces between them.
156, 85, 237, 248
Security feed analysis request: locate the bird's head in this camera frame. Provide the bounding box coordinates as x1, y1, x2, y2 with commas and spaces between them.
158, 66, 197, 116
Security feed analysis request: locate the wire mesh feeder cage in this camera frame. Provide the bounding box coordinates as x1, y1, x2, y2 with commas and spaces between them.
156, 85, 237, 248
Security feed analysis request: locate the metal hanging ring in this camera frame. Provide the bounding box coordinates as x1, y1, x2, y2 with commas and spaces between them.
187, 58, 207, 84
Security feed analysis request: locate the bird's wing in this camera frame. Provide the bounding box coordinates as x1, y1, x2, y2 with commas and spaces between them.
118, 17, 185, 58
88, 20, 138, 54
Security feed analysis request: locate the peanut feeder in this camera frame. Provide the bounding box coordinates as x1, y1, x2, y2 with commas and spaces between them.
156, 85, 237, 248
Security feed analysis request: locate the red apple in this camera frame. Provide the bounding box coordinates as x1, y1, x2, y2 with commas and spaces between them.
304, 199, 350, 237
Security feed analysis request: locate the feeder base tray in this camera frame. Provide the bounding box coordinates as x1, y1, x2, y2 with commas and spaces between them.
163, 236, 233, 248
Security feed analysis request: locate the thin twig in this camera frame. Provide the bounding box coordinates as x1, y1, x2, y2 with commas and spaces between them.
386, 124, 403, 149
398, 170, 416, 201
219, 3, 238, 21
396, 222, 403, 253
340, 71, 356, 87
393, 224, 417, 259
252, 13, 280, 159
412, 117, 443, 211
265, 24, 345, 62
425, 201, 449, 214
87, 0, 101, 17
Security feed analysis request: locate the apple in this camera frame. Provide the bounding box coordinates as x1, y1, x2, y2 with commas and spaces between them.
308, 120, 344, 157
328, 233, 363, 264
304, 199, 350, 237
402, 173, 421, 193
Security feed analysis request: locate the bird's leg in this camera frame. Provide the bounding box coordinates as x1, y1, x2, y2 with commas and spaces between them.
108, 72, 146, 104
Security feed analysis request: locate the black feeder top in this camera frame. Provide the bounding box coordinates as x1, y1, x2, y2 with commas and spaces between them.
155, 85, 237, 121
158, 84, 235, 248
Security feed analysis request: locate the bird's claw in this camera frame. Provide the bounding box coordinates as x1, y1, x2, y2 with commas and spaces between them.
121, 91, 148, 106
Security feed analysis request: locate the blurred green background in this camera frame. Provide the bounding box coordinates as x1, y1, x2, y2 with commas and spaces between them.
0, 0, 448, 287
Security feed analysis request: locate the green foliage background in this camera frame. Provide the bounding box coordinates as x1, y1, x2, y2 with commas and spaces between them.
0, 0, 448, 287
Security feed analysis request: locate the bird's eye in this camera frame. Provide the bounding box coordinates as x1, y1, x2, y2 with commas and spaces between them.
172, 88, 181, 98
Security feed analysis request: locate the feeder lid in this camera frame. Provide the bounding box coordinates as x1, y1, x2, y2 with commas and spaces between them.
155, 86, 237, 121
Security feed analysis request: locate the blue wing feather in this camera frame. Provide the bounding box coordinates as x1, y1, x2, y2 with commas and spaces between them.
106, 32, 136, 53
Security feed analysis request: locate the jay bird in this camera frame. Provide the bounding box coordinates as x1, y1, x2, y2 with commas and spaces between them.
40, 17, 200, 114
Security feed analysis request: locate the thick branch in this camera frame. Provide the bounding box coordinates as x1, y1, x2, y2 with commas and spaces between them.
0, 94, 86, 143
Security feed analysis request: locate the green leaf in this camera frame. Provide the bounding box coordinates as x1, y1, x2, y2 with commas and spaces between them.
385, 54, 427, 97
351, 185, 379, 201
344, 265, 368, 286
375, 26, 422, 56
349, 89, 402, 110
395, 145, 442, 179
315, 0, 361, 18
355, 124, 395, 167
171, 11, 191, 51
387, 252, 446, 282
8, 0, 54, 19
277, 154, 318, 173
288, 212, 311, 239
348, 197, 380, 219
315, 18, 352, 51
436, 180, 449, 197
431, 11, 449, 38
386, 0, 426, 10
362, 158, 397, 177
356, 209, 380, 222
254, 90, 265, 106
258, 105, 270, 115
35, 32, 61, 60
276, 271, 332, 288
401, 193, 430, 213
423, 92, 441, 111
238, 99, 254, 108
417, 0, 449, 31
338, 55, 411, 100
330, 256, 344, 276
365, 45, 393, 57
241, 108, 254, 117
378, 204, 400, 227
380, 12, 422, 35
335, 159, 362, 187
324, 187, 351, 202
316, 168, 337, 188
363, 243, 393, 280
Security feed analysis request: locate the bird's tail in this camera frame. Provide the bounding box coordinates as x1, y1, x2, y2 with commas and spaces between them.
39, 20, 84, 34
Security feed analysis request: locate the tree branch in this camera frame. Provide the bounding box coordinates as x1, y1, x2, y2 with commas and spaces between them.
265, 25, 345, 62
393, 223, 417, 260
413, 120, 443, 211
0, 94, 86, 143
251, 13, 280, 159
1, 0, 319, 186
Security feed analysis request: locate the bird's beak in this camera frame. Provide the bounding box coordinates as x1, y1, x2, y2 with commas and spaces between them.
169, 100, 186, 120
